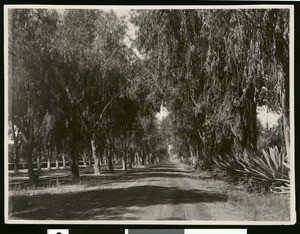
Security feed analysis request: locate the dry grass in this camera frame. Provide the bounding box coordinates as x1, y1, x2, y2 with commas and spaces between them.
10, 183, 98, 197
226, 188, 290, 221
192, 169, 290, 221
9, 172, 125, 197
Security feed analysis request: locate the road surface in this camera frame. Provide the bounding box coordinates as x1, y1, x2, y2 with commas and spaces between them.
10, 160, 241, 221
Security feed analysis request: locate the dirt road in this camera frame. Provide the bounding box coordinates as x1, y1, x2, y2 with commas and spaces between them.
10, 160, 242, 221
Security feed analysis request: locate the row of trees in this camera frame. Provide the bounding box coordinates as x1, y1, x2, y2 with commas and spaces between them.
8, 8, 291, 189
131, 9, 290, 168
8, 9, 168, 186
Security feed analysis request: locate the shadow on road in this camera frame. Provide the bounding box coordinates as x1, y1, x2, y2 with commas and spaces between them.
10, 184, 227, 220
9, 162, 226, 220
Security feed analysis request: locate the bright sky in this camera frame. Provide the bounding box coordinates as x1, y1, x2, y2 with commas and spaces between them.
156, 105, 169, 122
155, 105, 280, 127
257, 106, 280, 128
101, 9, 136, 38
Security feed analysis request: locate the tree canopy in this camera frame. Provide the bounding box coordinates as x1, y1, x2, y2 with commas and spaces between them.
7, 8, 291, 189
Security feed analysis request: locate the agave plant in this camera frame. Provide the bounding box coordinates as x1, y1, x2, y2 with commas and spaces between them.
213, 146, 290, 193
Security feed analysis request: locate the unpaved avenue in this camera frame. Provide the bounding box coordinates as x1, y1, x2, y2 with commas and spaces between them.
114, 161, 213, 220
11, 160, 241, 220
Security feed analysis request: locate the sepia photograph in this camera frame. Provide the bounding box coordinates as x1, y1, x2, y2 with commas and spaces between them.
4, 5, 295, 224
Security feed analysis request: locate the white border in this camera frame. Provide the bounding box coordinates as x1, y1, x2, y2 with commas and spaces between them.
125, 229, 247, 234
4, 3, 9, 226
289, 3, 296, 226
185, 229, 247, 234
4, 4, 296, 225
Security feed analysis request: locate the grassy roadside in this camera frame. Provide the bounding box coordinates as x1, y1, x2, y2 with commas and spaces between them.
193, 170, 290, 221
227, 188, 290, 221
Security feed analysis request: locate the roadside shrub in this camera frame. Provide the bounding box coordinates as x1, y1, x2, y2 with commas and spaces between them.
213, 146, 290, 193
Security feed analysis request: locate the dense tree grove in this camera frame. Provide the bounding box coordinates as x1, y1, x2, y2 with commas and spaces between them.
8, 8, 291, 190
8, 9, 164, 186
131, 9, 290, 169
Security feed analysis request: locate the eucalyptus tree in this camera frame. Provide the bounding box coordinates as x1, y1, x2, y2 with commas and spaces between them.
50, 9, 96, 177
199, 9, 290, 156
109, 97, 140, 171
131, 9, 218, 165
131, 9, 290, 168
40, 112, 55, 170
8, 9, 60, 186
56, 9, 133, 176
259, 9, 290, 158
124, 54, 166, 166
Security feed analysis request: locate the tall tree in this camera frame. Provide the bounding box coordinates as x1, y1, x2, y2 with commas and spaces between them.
131, 9, 290, 167
8, 9, 60, 186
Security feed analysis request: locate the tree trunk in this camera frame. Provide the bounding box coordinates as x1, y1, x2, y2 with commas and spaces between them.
83, 158, 87, 167
281, 80, 290, 161
150, 153, 154, 164
91, 136, 100, 175
148, 153, 152, 164
54, 146, 59, 170
281, 60, 290, 161
82, 149, 87, 167
189, 145, 194, 166
69, 143, 80, 179
283, 114, 290, 160
88, 157, 92, 166
26, 130, 38, 187
13, 138, 20, 173
47, 151, 51, 170
135, 152, 139, 165
128, 153, 134, 169
37, 151, 41, 172
14, 155, 19, 173
93, 157, 101, 175
69, 157, 79, 179
26, 147, 38, 187
274, 17, 290, 161
239, 81, 257, 152
62, 154, 66, 169
11, 123, 19, 173
122, 154, 127, 172
108, 154, 114, 173
141, 150, 145, 165
107, 147, 114, 173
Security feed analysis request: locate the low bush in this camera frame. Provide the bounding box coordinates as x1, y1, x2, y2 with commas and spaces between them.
213, 146, 290, 193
